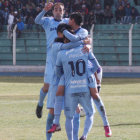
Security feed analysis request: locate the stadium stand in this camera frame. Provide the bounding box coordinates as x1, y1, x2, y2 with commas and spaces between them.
0, 0, 140, 67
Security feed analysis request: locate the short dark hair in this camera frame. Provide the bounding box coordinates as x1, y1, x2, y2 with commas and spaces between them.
57, 23, 74, 42
54, 37, 64, 43
70, 12, 83, 26
57, 23, 72, 33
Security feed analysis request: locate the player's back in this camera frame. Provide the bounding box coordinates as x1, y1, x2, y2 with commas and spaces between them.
59, 46, 89, 94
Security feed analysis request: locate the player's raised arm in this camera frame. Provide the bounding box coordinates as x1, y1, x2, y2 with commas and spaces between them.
35, 2, 53, 25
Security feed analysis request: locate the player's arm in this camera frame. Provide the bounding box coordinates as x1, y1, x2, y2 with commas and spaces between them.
62, 29, 89, 42
55, 52, 63, 78
60, 37, 91, 50
63, 30, 84, 42
60, 40, 83, 50
35, 2, 53, 25
88, 51, 101, 73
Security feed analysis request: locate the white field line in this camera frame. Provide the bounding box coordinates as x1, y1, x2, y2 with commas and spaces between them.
0, 100, 38, 104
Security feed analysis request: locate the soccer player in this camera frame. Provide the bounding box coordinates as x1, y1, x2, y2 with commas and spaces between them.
55, 35, 98, 140
34, 2, 70, 140
49, 12, 112, 137
69, 12, 112, 137
47, 23, 90, 137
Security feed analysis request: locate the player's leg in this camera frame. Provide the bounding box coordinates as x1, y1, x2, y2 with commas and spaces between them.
79, 92, 94, 140
46, 108, 54, 140
53, 75, 65, 126
48, 84, 65, 133
36, 61, 52, 118
96, 67, 102, 93
90, 88, 112, 137
36, 83, 49, 118
89, 70, 112, 137
73, 107, 80, 140
64, 93, 78, 140
46, 85, 58, 139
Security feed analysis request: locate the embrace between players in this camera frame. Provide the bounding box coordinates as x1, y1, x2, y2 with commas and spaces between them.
35, 2, 112, 140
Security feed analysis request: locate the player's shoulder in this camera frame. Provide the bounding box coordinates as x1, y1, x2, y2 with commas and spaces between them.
62, 18, 69, 23
80, 27, 88, 34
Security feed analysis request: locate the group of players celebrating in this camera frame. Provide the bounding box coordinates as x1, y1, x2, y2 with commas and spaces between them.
35, 2, 112, 140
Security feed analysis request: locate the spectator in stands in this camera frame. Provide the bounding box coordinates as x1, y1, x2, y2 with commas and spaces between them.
115, 5, 125, 23
81, 3, 89, 15
123, 0, 129, 7
83, 11, 96, 31
16, 18, 24, 38
134, 0, 138, 5
21, 6, 28, 23
3, 8, 9, 25
94, 4, 104, 24
0, 12, 2, 31
15, 0, 23, 11
115, 0, 125, 8
27, 16, 34, 31
124, 3, 132, 24
7, 11, 14, 39
94, 0, 101, 9
104, 5, 113, 24
104, 0, 114, 8
131, 7, 140, 24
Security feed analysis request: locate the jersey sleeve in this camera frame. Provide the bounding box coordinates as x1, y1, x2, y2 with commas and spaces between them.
88, 52, 101, 73
78, 29, 88, 38
63, 30, 85, 42
60, 41, 84, 50
56, 52, 63, 78
34, 10, 49, 28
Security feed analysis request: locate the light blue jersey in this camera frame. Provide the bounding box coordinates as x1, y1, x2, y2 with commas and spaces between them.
35, 10, 69, 83
47, 40, 84, 109
35, 10, 69, 57
56, 46, 98, 94
51, 40, 84, 86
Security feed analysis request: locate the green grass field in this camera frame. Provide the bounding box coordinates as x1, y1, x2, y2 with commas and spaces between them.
0, 77, 140, 140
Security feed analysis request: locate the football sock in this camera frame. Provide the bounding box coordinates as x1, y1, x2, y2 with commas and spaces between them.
73, 112, 80, 140
46, 113, 54, 140
54, 96, 63, 125
82, 113, 93, 138
93, 95, 109, 126
65, 117, 73, 140
38, 88, 47, 107
97, 85, 101, 93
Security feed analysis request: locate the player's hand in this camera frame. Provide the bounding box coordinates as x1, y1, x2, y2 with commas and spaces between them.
76, 106, 80, 113
44, 2, 53, 12
83, 37, 91, 44
82, 45, 91, 53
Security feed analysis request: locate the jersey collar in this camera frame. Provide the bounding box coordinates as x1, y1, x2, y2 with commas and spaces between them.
54, 18, 62, 22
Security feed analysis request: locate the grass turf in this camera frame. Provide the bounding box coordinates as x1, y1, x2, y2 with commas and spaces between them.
0, 77, 140, 140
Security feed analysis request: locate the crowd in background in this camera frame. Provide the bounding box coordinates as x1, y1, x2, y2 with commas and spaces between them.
0, 0, 140, 33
